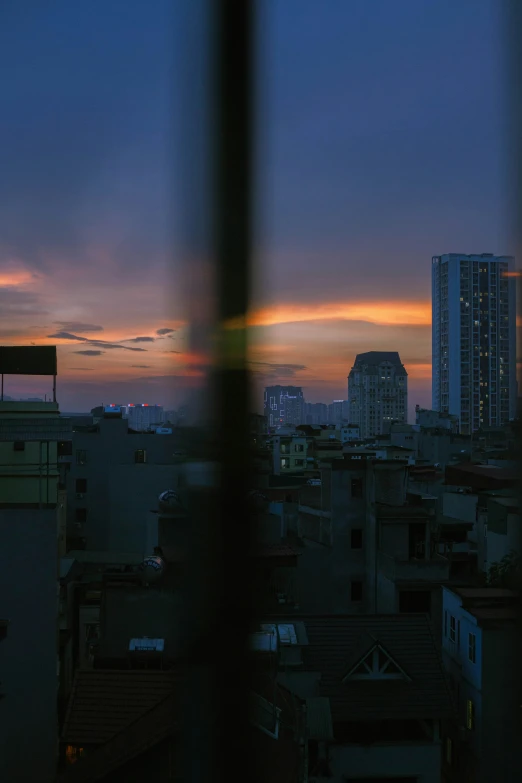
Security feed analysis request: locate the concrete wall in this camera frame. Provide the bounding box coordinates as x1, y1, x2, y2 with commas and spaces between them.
99, 588, 184, 660
379, 522, 410, 559
296, 465, 372, 614
480, 627, 522, 783
330, 740, 441, 783
67, 419, 181, 551
0, 440, 59, 504
0, 509, 58, 783
443, 491, 477, 523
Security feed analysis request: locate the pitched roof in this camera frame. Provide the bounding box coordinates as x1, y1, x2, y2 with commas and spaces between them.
299, 614, 453, 723
59, 692, 180, 783
61, 669, 178, 746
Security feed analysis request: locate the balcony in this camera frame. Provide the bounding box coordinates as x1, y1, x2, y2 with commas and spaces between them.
379, 551, 450, 582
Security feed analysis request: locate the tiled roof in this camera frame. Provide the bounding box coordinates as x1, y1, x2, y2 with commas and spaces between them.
299, 614, 453, 723
60, 692, 180, 783
62, 669, 178, 746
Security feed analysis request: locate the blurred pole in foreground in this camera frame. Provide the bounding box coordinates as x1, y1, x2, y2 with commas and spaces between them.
503, 1, 522, 778
180, 1, 256, 781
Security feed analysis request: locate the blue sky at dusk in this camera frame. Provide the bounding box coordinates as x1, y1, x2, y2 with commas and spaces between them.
0, 0, 511, 415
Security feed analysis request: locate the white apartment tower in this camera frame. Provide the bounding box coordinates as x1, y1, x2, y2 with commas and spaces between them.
432, 253, 517, 435
347, 351, 408, 439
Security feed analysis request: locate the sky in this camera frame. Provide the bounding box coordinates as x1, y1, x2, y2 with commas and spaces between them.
0, 0, 513, 417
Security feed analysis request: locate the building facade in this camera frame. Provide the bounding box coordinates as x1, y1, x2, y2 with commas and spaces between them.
123, 404, 165, 432
0, 398, 72, 783
347, 351, 408, 439
304, 402, 328, 426
432, 253, 517, 434
67, 410, 183, 552
264, 386, 304, 428
440, 586, 521, 783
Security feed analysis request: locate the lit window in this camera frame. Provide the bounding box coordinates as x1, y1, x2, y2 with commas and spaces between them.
466, 699, 475, 730
468, 633, 476, 663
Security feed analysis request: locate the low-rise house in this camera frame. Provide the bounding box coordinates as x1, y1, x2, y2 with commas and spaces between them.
258, 614, 453, 783
440, 586, 522, 783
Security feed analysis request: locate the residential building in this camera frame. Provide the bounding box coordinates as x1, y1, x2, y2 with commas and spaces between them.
304, 402, 328, 426
122, 403, 165, 431
328, 399, 349, 426
348, 351, 408, 439
441, 586, 521, 783
416, 405, 459, 433
340, 423, 360, 443
272, 430, 308, 476
0, 346, 71, 783
432, 253, 517, 434
257, 615, 452, 783
67, 408, 185, 552
264, 385, 304, 428
295, 454, 449, 622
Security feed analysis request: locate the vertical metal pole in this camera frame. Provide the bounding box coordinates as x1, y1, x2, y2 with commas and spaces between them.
1, 374, 3, 401
182, 2, 256, 782
53, 375, 56, 403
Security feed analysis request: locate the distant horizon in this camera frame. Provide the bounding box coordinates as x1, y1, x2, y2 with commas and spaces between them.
0, 0, 509, 420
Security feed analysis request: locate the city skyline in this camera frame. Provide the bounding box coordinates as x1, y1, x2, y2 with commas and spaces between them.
0, 0, 512, 416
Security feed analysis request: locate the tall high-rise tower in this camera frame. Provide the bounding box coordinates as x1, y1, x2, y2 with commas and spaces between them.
263, 385, 304, 428
347, 352, 408, 439
432, 253, 517, 434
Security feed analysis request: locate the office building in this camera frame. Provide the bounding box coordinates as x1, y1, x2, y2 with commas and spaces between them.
328, 399, 349, 426
304, 402, 328, 426
432, 253, 517, 434
347, 351, 408, 439
264, 386, 304, 428
123, 403, 165, 432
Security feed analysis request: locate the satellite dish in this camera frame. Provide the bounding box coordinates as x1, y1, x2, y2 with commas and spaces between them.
158, 489, 183, 512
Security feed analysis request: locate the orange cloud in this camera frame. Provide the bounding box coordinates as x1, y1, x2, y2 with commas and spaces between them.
0, 269, 37, 287
245, 300, 431, 328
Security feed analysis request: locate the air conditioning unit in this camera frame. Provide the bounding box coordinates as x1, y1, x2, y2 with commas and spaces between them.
76, 493, 85, 500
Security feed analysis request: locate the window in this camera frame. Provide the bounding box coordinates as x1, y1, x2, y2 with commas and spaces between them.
351, 581, 363, 602
76, 449, 87, 465
294, 443, 304, 452
76, 479, 87, 494
449, 615, 456, 643
466, 699, 475, 730
13, 441, 25, 451
75, 508, 87, 524
468, 633, 476, 663
294, 459, 305, 467
351, 478, 363, 498
399, 590, 430, 614
58, 440, 73, 457
444, 610, 448, 637
134, 449, 146, 464
351, 529, 363, 549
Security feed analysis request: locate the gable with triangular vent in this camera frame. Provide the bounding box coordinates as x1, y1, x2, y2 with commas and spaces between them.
343, 643, 410, 682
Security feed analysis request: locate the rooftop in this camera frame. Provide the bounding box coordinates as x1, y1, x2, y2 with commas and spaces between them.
296, 614, 453, 723
377, 504, 432, 520
62, 669, 179, 746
